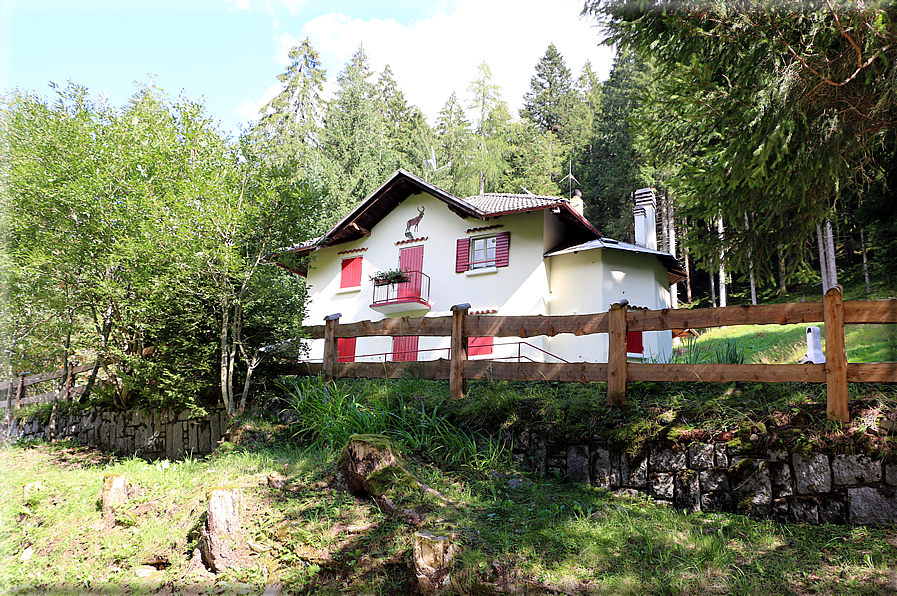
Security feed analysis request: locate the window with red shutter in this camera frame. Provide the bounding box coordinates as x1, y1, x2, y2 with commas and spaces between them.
456, 232, 510, 272
627, 331, 643, 354
337, 337, 356, 363
340, 257, 362, 288
468, 336, 493, 356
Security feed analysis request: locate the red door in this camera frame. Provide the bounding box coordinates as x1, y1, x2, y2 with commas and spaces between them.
398, 245, 423, 300
393, 336, 419, 362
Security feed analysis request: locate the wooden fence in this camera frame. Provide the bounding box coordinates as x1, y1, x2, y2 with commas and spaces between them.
0, 363, 95, 411
284, 287, 897, 423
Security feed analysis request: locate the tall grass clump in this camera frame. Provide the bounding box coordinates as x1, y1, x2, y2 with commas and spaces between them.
278, 376, 508, 471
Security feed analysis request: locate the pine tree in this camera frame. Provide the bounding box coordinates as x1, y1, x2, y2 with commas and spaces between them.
320, 46, 383, 214
435, 92, 475, 195
521, 43, 575, 140
256, 38, 326, 167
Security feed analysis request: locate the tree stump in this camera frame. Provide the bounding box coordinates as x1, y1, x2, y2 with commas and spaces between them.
413, 530, 459, 595
339, 434, 414, 497
198, 487, 246, 572
22, 481, 44, 504
102, 474, 130, 514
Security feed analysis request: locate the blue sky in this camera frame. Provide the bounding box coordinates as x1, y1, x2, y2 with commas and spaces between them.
1, 0, 615, 137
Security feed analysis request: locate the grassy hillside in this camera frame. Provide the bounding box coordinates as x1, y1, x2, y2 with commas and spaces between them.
3, 434, 897, 596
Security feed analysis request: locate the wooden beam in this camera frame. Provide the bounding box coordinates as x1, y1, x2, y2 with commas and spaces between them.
465, 313, 609, 337
337, 360, 450, 381
847, 363, 897, 383
628, 302, 824, 331
824, 286, 849, 422
628, 363, 825, 383
607, 300, 628, 405
844, 299, 897, 324
450, 304, 469, 399
464, 361, 608, 382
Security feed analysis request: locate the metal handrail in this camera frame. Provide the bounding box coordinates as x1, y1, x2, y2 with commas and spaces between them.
371, 270, 431, 306
304, 340, 569, 364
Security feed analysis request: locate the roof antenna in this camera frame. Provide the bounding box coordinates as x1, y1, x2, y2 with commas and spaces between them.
520, 186, 535, 195
559, 160, 580, 198
424, 146, 451, 182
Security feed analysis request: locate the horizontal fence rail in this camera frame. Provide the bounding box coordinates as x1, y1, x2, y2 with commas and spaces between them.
293, 288, 897, 423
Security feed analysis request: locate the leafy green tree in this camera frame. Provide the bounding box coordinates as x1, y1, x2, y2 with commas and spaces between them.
2, 82, 319, 416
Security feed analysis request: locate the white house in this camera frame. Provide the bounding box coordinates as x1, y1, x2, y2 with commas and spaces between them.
277, 170, 685, 364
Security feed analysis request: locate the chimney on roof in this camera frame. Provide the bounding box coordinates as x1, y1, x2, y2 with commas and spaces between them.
570, 189, 584, 217
633, 188, 657, 250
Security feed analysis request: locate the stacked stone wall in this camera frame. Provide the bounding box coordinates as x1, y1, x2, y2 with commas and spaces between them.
1, 407, 227, 460
512, 428, 897, 526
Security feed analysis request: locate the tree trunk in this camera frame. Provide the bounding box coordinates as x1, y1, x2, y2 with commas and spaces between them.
710, 266, 717, 308
717, 217, 727, 308
219, 298, 233, 417
669, 200, 678, 308
745, 212, 757, 305
777, 244, 787, 295
860, 228, 872, 294
817, 223, 830, 292
237, 348, 261, 415
825, 218, 838, 289
684, 246, 692, 303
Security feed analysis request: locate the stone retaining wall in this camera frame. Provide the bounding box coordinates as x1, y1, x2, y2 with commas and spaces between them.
1, 407, 228, 460
512, 428, 897, 526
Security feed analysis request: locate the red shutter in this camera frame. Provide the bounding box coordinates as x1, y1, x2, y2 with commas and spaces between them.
337, 337, 356, 363
468, 336, 493, 357
393, 336, 419, 362
495, 232, 510, 268
455, 238, 470, 273
627, 331, 643, 354
340, 257, 362, 288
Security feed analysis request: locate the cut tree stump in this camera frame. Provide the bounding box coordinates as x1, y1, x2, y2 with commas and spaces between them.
339, 434, 414, 497
413, 530, 460, 595
198, 487, 247, 573
102, 474, 130, 514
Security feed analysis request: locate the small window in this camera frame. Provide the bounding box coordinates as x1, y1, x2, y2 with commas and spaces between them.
340, 257, 362, 288
468, 336, 493, 357
470, 236, 497, 269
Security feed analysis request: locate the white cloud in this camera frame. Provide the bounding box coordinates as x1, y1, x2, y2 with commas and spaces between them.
234, 81, 284, 124
274, 32, 301, 63
299, 0, 614, 123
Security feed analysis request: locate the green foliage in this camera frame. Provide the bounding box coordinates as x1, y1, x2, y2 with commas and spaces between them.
279, 376, 508, 471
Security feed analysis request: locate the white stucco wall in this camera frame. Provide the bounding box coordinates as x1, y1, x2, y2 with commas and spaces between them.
303, 191, 551, 362
547, 247, 673, 363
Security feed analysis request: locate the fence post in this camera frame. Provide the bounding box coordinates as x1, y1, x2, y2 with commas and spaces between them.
15, 372, 26, 411
450, 303, 470, 400
824, 286, 849, 422
607, 299, 629, 405
322, 313, 341, 383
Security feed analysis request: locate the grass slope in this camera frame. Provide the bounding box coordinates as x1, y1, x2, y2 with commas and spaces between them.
2, 436, 897, 596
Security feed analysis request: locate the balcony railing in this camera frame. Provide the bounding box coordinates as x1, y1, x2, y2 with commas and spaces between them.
370, 270, 431, 313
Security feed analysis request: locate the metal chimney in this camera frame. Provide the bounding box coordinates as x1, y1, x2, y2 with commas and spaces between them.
633, 188, 657, 250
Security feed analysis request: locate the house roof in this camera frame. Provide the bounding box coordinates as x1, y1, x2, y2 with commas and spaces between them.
275, 169, 600, 276
544, 238, 688, 287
